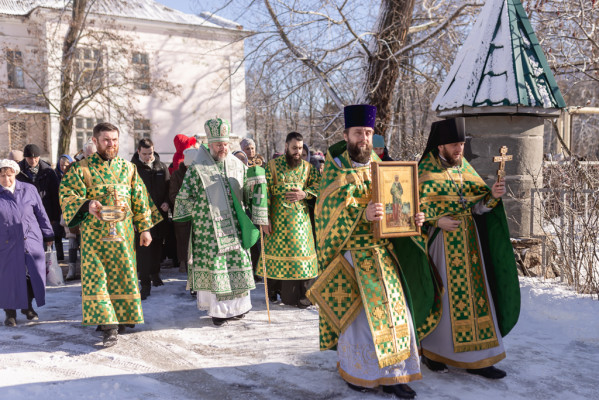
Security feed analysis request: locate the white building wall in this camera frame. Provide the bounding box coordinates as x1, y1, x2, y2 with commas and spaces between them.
0, 8, 248, 165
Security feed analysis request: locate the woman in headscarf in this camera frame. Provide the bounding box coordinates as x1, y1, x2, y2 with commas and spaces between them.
0, 159, 54, 326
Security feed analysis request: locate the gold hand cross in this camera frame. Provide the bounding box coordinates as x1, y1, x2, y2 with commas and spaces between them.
493, 146, 513, 181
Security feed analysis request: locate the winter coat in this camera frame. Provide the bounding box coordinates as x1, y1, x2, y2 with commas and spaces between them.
131, 151, 170, 237
168, 163, 191, 262
16, 159, 61, 223
0, 181, 54, 309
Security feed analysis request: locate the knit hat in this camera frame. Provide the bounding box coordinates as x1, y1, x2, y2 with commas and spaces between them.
372, 134, 385, 148
204, 118, 231, 144
23, 144, 42, 158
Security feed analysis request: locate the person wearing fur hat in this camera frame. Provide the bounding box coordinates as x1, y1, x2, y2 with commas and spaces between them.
0, 159, 54, 326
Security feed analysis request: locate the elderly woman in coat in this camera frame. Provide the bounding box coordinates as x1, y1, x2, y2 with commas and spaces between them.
0, 159, 54, 326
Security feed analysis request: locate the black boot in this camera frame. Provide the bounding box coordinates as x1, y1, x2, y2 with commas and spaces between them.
297, 297, 311, 309
140, 283, 151, 300
212, 317, 229, 326
4, 309, 16, 327
346, 382, 375, 393
21, 295, 39, 320
151, 273, 164, 287
382, 384, 417, 399
102, 328, 118, 347
466, 366, 507, 379
20, 308, 38, 321
422, 354, 448, 373
231, 312, 247, 320
117, 324, 135, 334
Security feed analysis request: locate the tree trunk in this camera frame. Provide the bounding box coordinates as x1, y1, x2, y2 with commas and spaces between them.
365, 0, 415, 138
57, 0, 88, 158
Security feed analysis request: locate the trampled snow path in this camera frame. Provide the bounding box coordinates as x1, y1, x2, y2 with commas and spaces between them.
1, 271, 597, 400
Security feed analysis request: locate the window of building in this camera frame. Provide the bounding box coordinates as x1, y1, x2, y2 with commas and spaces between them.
9, 121, 27, 150
132, 52, 150, 91
6, 50, 24, 89
74, 48, 103, 88
75, 117, 102, 150
133, 119, 151, 145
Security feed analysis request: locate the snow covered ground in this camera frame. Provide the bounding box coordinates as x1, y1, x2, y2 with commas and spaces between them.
1, 271, 597, 400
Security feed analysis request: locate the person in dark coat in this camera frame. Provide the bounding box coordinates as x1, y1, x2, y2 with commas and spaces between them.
168, 135, 198, 277
53, 154, 74, 262
16, 144, 62, 258
131, 138, 170, 300
0, 159, 54, 326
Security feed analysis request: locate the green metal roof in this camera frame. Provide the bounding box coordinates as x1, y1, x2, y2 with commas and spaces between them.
433, 0, 566, 114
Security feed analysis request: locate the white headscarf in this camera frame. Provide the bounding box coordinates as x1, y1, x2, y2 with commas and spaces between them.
0, 159, 20, 175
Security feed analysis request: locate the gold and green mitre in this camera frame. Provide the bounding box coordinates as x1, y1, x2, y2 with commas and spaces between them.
204, 117, 231, 143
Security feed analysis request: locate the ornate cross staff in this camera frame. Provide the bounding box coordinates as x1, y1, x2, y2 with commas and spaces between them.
493, 146, 513, 181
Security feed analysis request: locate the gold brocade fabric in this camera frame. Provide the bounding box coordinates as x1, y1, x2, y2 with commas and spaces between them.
419, 152, 500, 352
308, 150, 412, 368
257, 157, 320, 280
59, 154, 161, 325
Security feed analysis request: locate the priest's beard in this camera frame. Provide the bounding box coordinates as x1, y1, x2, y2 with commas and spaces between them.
210, 148, 228, 162
439, 147, 462, 167
97, 143, 119, 160
347, 140, 372, 164
285, 151, 302, 169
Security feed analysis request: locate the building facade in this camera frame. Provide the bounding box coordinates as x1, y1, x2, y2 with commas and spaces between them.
0, 0, 248, 164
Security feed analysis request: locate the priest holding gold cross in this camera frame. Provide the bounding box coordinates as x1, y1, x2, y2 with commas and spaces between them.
415, 118, 520, 380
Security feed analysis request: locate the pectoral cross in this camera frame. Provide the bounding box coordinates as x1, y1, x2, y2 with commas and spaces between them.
493, 146, 512, 181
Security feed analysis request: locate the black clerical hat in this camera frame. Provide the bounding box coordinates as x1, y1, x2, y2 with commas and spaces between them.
344, 104, 376, 129
420, 118, 466, 162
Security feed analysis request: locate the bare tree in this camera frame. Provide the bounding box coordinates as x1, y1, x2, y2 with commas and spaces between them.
0, 0, 179, 160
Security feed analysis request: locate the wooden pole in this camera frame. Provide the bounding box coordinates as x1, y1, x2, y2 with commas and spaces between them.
260, 226, 271, 324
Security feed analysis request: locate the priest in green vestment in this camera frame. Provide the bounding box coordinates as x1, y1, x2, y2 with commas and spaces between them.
257, 131, 320, 308
59, 122, 161, 347
173, 118, 268, 326
418, 118, 520, 379
307, 105, 427, 399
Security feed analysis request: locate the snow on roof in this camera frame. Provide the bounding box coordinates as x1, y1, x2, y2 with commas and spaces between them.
0, 0, 243, 30
433, 0, 566, 115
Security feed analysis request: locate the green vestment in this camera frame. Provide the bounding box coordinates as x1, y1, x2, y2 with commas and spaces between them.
257, 157, 320, 280
59, 153, 161, 326
307, 142, 428, 369
418, 150, 520, 350
173, 153, 267, 301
